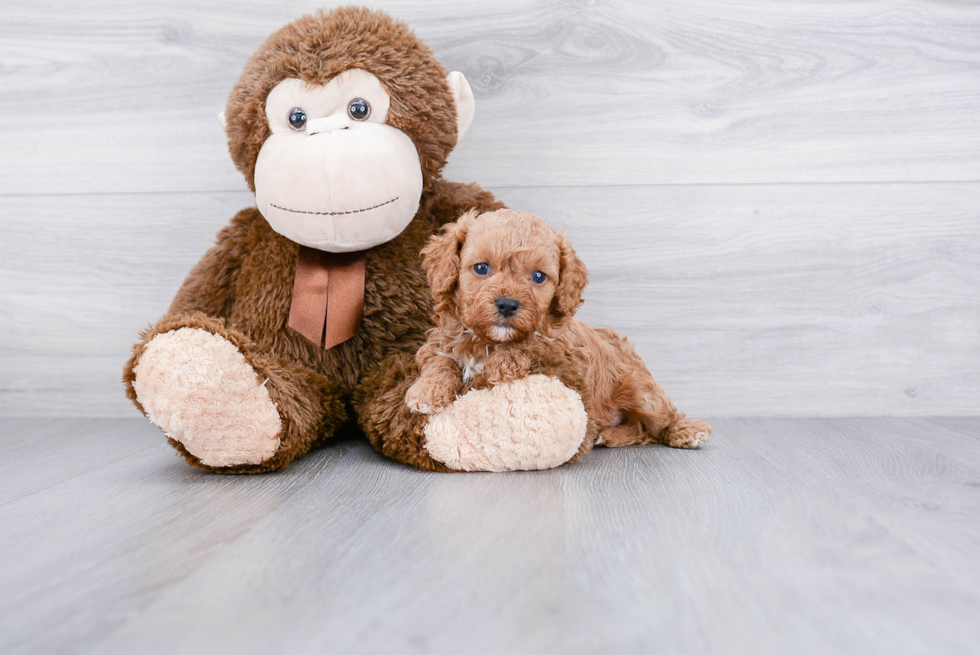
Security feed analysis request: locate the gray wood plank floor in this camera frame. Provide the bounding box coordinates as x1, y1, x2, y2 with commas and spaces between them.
2, 417, 978, 655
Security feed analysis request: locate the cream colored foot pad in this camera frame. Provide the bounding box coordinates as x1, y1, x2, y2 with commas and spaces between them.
424, 375, 587, 472
133, 328, 281, 467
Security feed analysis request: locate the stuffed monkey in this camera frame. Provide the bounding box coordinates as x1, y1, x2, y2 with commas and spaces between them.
124, 7, 589, 473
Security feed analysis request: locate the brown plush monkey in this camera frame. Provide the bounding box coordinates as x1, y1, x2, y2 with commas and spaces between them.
124, 7, 589, 473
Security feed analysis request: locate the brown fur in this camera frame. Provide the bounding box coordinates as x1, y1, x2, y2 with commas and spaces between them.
407, 209, 712, 451
124, 8, 503, 472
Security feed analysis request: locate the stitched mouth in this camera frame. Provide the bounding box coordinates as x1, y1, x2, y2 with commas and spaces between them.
270, 197, 398, 216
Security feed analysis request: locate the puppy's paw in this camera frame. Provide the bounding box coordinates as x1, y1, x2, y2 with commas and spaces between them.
405, 379, 456, 415
665, 419, 712, 449
483, 356, 532, 386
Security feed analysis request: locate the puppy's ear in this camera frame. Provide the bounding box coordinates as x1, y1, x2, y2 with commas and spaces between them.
552, 231, 589, 319
421, 209, 478, 313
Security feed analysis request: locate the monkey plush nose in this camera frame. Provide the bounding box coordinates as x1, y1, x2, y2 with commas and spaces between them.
495, 297, 521, 317
306, 113, 352, 135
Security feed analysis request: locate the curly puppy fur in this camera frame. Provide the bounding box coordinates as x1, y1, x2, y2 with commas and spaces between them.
123, 7, 504, 473
406, 209, 712, 451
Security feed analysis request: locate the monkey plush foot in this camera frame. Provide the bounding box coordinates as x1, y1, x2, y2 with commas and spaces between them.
423, 375, 588, 472
132, 327, 282, 467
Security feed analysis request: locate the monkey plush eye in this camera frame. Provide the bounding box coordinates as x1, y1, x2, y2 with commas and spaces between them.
288, 108, 308, 131
347, 98, 371, 121
472, 263, 490, 276
532, 270, 547, 284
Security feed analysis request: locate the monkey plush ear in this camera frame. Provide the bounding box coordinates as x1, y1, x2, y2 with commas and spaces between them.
218, 111, 227, 132
552, 232, 589, 319
447, 71, 475, 143
421, 209, 478, 315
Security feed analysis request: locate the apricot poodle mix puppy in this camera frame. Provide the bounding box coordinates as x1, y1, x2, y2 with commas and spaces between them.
406, 208, 711, 451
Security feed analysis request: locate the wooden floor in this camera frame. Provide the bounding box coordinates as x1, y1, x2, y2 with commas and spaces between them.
2, 417, 978, 655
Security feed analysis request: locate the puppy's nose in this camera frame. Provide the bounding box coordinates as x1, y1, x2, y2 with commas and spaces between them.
495, 296, 521, 317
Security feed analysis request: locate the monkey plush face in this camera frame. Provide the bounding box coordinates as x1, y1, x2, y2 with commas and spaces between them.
222, 7, 475, 254
255, 69, 424, 252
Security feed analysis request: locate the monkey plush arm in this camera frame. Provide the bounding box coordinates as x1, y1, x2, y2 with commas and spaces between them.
167, 209, 251, 317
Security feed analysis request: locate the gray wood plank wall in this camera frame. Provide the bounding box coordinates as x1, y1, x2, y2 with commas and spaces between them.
1, 0, 978, 417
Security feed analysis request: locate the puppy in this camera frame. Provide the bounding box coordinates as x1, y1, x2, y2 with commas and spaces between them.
406, 208, 711, 451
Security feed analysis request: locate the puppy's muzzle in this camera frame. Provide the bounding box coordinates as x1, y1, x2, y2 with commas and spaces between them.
495, 296, 520, 318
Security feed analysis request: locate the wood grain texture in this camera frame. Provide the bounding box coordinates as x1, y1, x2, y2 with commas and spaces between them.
0, 0, 979, 193
0, 418, 157, 505
1, 1, 978, 416
2, 184, 977, 417
1, 417, 978, 654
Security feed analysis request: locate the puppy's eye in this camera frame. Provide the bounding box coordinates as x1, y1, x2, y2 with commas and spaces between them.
532, 270, 547, 284
288, 107, 307, 131
472, 263, 490, 276
347, 98, 371, 121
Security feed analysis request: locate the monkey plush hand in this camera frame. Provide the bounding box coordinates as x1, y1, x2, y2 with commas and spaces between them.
123, 7, 588, 473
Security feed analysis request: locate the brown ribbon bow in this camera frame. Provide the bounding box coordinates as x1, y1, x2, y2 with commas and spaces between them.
288, 246, 367, 349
